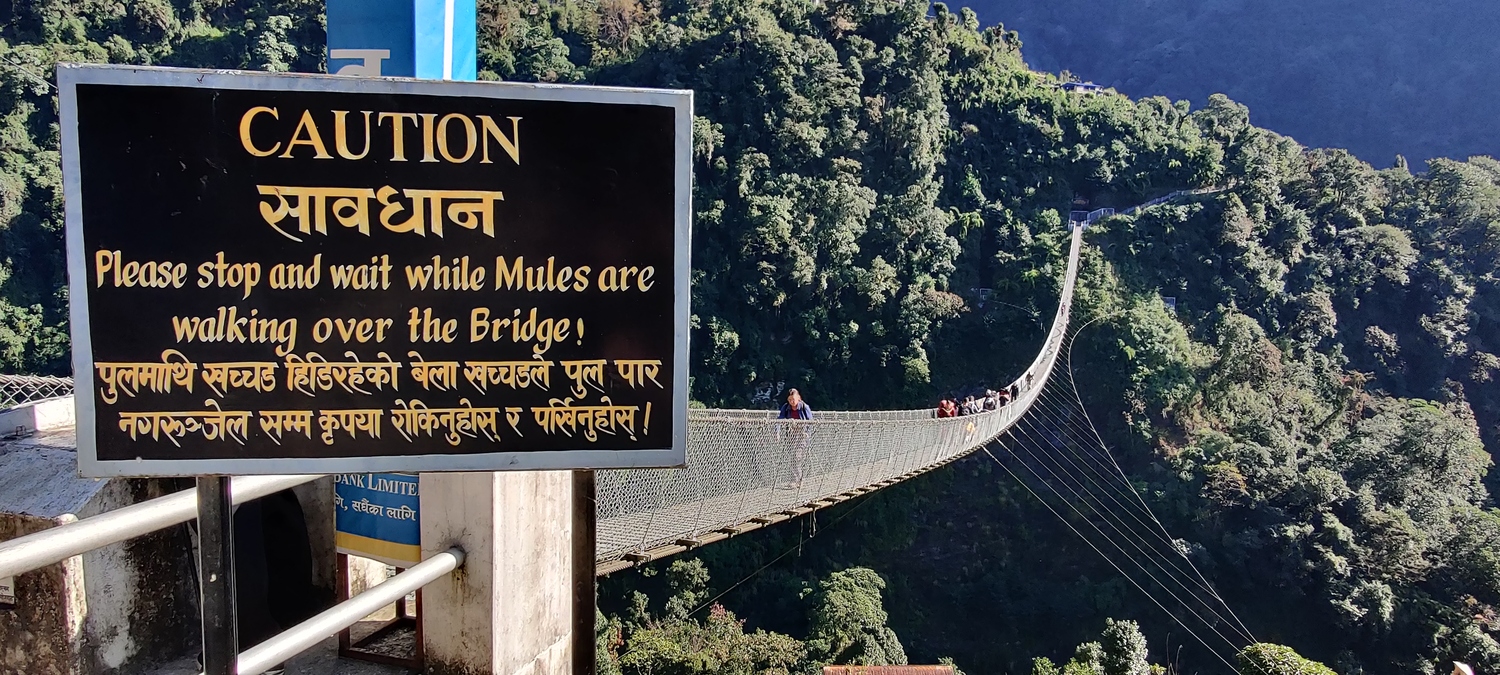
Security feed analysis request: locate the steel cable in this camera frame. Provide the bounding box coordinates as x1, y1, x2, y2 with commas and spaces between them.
980, 444, 1243, 675
1030, 382, 1258, 643
1005, 415, 1254, 651
1020, 385, 1255, 641
1052, 318, 1259, 643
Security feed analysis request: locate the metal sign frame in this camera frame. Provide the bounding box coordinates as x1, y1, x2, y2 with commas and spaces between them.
59, 64, 692, 477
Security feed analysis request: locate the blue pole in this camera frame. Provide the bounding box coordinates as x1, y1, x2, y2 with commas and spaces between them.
327, 0, 477, 80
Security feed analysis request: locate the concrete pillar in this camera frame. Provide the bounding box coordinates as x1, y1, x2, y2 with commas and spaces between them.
329, 6, 584, 673
420, 471, 574, 675
289, 476, 338, 594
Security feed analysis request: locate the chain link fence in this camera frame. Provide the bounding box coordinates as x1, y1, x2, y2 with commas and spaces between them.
0, 374, 75, 409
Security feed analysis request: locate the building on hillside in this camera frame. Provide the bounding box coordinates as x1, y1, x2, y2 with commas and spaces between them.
1061, 81, 1105, 94
822, 667, 956, 675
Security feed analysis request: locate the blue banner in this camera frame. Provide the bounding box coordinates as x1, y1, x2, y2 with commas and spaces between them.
335, 473, 421, 567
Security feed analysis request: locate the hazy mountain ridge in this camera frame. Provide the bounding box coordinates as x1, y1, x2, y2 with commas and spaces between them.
971, 0, 1500, 166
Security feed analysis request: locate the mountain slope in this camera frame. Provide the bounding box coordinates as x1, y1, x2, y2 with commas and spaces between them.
963, 0, 1500, 167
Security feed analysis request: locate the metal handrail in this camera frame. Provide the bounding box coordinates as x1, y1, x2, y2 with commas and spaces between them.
0, 373, 74, 408
227, 547, 465, 675
0, 471, 458, 675
0, 474, 320, 579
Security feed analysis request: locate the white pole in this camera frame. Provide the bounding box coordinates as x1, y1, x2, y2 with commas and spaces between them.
230, 547, 465, 675
0, 474, 319, 579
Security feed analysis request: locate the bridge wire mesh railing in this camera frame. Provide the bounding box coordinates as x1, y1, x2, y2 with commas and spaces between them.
0, 373, 75, 409
594, 226, 1084, 563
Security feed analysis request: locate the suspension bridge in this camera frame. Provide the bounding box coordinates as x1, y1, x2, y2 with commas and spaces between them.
0, 223, 1076, 577
0, 208, 1256, 674
593, 224, 1080, 573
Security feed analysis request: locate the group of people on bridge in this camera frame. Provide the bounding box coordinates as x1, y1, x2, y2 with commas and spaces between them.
762, 380, 1026, 489
937, 385, 1016, 418
771, 381, 1027, 423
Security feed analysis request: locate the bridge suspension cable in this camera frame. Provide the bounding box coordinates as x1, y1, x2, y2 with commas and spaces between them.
982, 442, 1243, 675
981, 321, 1259, 673
1054, 313, 1258, 643
1021, 385, 1255, 637
1035, 386, 1258, 643
1004, 416, 1250, 651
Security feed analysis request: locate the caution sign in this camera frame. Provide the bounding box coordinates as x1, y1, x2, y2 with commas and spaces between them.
59, 64, 691, 477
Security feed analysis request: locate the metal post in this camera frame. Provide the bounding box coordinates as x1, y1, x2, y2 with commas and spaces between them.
198, 476, 238, 675
572, 470, 597, 675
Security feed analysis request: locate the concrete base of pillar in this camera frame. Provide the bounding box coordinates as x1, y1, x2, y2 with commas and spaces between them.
419, 471, 575, 675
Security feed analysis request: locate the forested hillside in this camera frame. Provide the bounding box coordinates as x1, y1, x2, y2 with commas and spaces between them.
0, 0, 326, 372
3, 1, 1500, 674
960, 0, 1500, 167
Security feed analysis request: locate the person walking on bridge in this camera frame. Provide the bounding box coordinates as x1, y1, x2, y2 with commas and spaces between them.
777, 389, 813, 488
779, 388, 812, 420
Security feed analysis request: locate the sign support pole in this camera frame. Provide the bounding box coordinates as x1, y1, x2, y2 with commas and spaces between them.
572, 470, 597, 675
329, 4, 602, 673
197, 476, 238, 675
326, 5, 478, 672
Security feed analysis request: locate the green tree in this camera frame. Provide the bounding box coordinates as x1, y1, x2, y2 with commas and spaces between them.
1236, 643, 1338, 675
804, 567, 907, 666
1099, 619, 1150, 675
617, 605, 805, 675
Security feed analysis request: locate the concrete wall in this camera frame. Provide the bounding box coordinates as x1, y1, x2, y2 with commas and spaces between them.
0, 399, 340, 674
0, 513, 79, 675
0, 399, 199, 674
0, 428, 198, 675
0, 397, 75, 438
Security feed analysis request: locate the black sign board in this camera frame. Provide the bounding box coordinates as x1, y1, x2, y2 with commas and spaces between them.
60, 65, 690, 476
